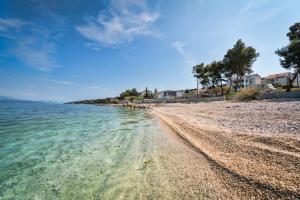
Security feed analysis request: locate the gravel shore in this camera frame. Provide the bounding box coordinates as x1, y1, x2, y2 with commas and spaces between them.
153, 100, 300, 199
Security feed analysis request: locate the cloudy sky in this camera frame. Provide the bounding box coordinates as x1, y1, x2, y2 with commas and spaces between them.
0, 0, 299, 102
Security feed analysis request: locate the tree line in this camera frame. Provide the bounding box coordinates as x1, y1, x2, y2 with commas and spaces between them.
193, 22, 300, 93
193, 39, 259, 95
119, 87, 156, 100
69, 87, 157, 104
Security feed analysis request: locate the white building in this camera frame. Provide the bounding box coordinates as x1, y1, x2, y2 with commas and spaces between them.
157, 90, 184, 99
261, 71, 300, 87
231, 74, 262, 90
176, 90, 184, 98
263, 72, 290, 87
244, 74, 262, 87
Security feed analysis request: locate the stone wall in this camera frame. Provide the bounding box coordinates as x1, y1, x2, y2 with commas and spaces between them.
139, 91, 300, 104
260, 91, 300, 99
141, 96, 225, 104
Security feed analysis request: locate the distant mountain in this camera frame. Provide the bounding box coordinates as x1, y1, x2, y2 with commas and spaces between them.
0, 96, 15, 100
66, 98, 119, 105
0, 96, 63, 104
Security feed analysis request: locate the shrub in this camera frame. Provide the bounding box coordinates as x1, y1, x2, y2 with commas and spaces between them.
214, 86, 223, 94
110, 99, 119, 104
133, 96, 144, 101
224, 90, 236, 100
238, 87, 261, 101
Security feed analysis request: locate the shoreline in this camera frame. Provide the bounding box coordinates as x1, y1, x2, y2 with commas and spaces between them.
152, 101, 300, 199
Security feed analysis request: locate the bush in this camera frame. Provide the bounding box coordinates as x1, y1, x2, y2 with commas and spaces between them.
214, 86, 224, 94
110, 99, 119, 104
206, 86, 222, 95
224, 89, 236, 100
238, 87, 261, 101
133, 96, 144, 101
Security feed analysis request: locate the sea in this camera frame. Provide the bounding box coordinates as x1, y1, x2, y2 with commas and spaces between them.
0, 100, 191, 199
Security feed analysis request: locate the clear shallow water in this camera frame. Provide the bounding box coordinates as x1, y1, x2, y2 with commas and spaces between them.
0, 100, 176, 199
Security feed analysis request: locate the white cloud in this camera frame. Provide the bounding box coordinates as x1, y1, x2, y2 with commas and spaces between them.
238, 0, 267, 16
83, 85, 110, 91
173, 41, 196, 66
13, 38, 59, 71
49, 79, 109, 90
0, 18, 26, 32
173, 41, 187, 53
52, 80, 75, 85
258, 6, 284, 22
76, 0, 159, 48
48, 79, 108, 90
238, 0, 282, 22
230, 0, 284, 34
84, 42, 102, 51
0, 17, 61, 71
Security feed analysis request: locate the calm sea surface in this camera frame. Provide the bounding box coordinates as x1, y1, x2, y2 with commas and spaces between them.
0, 100, 182, 199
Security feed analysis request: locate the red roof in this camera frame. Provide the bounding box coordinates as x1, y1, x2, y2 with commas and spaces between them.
265, 72, 290, 80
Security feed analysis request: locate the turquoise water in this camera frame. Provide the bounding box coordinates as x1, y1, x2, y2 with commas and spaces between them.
0, 100, 180, 199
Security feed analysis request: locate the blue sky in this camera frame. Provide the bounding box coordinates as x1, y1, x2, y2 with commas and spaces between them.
0, 0, 299, 102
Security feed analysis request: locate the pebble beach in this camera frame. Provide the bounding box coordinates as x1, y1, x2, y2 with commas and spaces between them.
153, 100, 300, 199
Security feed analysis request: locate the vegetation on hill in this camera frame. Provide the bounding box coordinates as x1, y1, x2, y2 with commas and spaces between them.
67, 98, 120, 105
119, 87, 154, 101
143, 87, 154, 99
119, 88, 139, 99
68, 87, 155, 104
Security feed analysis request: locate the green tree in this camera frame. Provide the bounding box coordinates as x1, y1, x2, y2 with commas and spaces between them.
119, 89, 130, 99
208, 61, 226, 95
130, 88, 139, 96
143, 87, 153, 99
193, 63, 210, 95
275, 22, 300, 91
119, 88, 139, 100
223, 39, 259, 92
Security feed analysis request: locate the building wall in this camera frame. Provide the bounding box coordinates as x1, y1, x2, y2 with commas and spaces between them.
157, 91, 183, 99
293, 73, 300, 87
264, 72, 290, 87
277, 77, 288, 86
157, 92, 164, 99
254, 76, 262, 85
157, 91, 176, 99
176, 91, 184, 98
243, 74, 262, 87
265, 73, 300, 87
265, 77, 286, 86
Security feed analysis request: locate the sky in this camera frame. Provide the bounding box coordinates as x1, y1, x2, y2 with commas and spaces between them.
0, 0, 300, 102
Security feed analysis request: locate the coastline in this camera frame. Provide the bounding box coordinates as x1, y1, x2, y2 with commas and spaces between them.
151, 101, 300, 199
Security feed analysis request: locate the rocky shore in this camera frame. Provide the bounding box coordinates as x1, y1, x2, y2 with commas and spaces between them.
122, 102, 152, 109
153, 100, 300, 199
